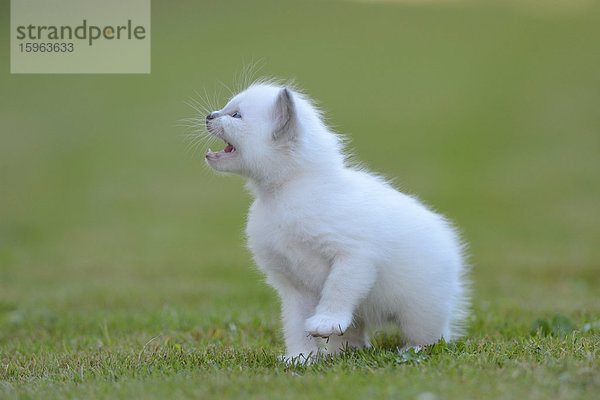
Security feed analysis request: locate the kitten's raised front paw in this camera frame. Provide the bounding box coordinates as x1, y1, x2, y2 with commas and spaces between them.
305, 313, 352, 338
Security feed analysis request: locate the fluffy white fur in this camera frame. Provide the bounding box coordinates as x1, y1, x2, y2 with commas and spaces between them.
203, 81, 469, 363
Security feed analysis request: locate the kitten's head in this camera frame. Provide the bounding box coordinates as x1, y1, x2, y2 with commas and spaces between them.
204, 82, 343, 184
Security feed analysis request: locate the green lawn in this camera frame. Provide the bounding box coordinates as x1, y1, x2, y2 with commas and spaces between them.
1, 0, 599, 398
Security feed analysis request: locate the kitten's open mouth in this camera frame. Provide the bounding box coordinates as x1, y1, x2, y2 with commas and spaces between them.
206, 141, 236, 160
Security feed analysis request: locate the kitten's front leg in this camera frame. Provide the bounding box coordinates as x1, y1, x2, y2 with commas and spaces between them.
278, 284, 321, 364
305, 255, 376, 338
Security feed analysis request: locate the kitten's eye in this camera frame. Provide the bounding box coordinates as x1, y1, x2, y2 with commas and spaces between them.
232, 112, 241, 119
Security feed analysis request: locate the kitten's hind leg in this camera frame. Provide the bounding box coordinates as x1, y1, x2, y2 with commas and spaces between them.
395, 305, 451, 349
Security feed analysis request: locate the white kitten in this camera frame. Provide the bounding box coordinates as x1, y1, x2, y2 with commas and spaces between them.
204, 81, 469, 363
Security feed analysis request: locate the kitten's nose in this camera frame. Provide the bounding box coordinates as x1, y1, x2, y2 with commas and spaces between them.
205, 112, 217, 128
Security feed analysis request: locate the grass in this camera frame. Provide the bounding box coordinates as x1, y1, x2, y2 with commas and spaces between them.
1, 0, 599, 398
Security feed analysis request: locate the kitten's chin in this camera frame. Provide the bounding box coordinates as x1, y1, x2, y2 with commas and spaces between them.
205, 152, 241, 173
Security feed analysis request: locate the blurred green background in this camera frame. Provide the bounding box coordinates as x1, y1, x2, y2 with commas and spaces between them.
1, 0, 599, 395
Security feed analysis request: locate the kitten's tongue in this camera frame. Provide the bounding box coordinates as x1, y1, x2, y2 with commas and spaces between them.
224, 144, 234, 153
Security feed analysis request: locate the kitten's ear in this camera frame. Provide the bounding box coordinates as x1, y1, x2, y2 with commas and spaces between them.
272, 87, 297, 140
